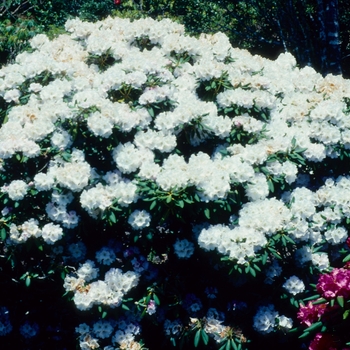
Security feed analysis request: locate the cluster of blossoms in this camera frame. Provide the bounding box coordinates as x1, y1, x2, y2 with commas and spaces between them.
253, 304, 293, 334
282, 276, 306, 296
0, 307, 12, 336
1, 14, 350, 349
76, 318, 143, 350
297, 265, 350, 349
64, 259, 140, 311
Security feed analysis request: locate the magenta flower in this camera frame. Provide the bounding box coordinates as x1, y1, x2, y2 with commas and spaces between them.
309, 333, 338, 350
316, 268, 350, 299
297, 301, 327, 327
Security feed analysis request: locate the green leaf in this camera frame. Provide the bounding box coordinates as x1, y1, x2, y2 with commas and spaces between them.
61, 151, 72, 162
281, 235, 287, 247
303, 294, 321, 302
150, 200, 157, 211
343, 254, 350, 263
194, 329, 201, 347
122, 304, 130, 311
249, 266, 256, 277
343, 310, 350, 320
109, 211, 117, 224
25, 276, 31, 287
231, 339, 238, 350
147, 107, 154, 117
303, 321, 323, 333
284, 235, 295, 244
153, 294, 160, 306
0, 228, 6, 241
102, 311, 107, 318
219, 343, 227, 350
201, 329, 209, 345
225, 339, 231, 350
204, 208, 210, 219
288, 327, 300, 333
337, 295, 344, 308
298, 331, 310, 339
177, 200, 184, 208
253, 263, 261, 272
267, 178, 274, 193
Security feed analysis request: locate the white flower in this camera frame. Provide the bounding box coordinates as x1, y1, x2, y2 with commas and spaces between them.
96, 247, 116, 265
277, 315, 293, 330
282, 276, 305, 295
2, 180, 28, 201
75, 323, 90, 335
4, 89, 21, 103
41, 223, 64, 244
51, 129, 72, 149
128, 210, 151, 230
0, 307, 12, 336
77, 260, 99, 282
19, 322, 39, 338
295, 246, 312, 266
324, 226, 348, 245
265, 260, 282, 284
164, 319, 182, 336
68, 242, 87, 261
312, 252, 330, 270
93, 320, 114, 339
253, 304, 278, 334
173, 239, 195, 259
146, 300, 157, 315
245, 173, 269, 201
34, 172, 55, 191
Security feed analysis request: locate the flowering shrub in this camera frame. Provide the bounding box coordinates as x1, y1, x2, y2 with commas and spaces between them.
297, 265, 350, 349
1, 15, 350, 349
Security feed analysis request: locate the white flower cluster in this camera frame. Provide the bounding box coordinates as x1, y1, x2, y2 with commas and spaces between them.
253, 304, 292, 334
198, 224, 267, 264
19, 321, 39, 338
0, 307, 12, 336
64, 260, 139, 311
164, 319, 183, 337
1, 180, 28, 201
173, 239, 195, 259
8, 219, 63, 245
128, 210, 151, 230
282, 276, 305, 295
76, 318, 142, 350
1, 17, 349, 265
198, 198, 291, 264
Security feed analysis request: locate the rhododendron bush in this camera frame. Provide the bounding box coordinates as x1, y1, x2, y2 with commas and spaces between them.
1, 16, 350, 349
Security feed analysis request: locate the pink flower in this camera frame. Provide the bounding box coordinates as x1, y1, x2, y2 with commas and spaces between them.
297, 301, 327, 327
146, 300, 156, 315
346, 236, 350, 249
316, 268, 350, 299
309, 333, 338, 350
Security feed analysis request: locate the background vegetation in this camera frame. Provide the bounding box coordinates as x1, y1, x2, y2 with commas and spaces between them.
1, 0, 350, 76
